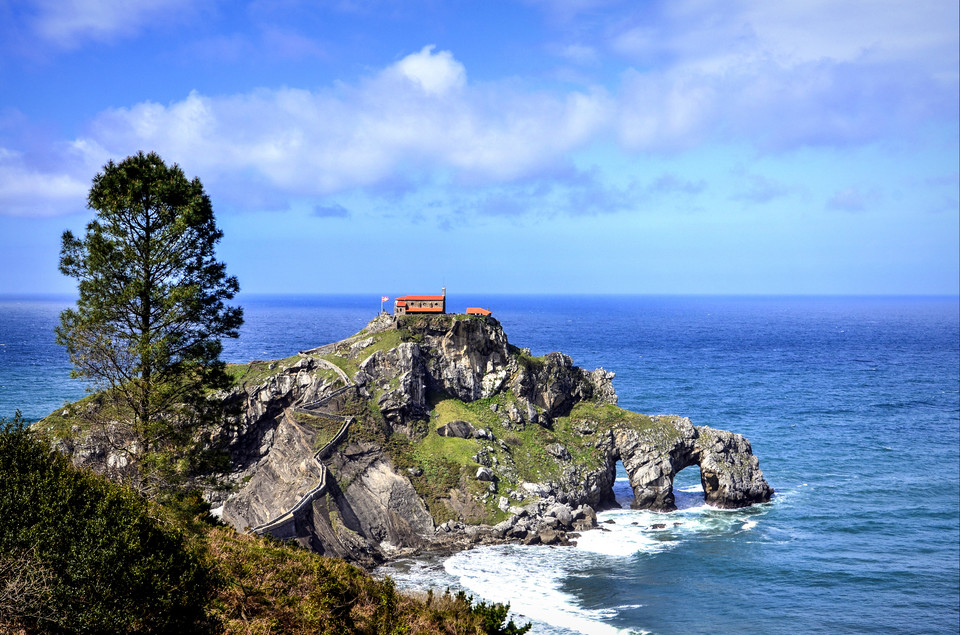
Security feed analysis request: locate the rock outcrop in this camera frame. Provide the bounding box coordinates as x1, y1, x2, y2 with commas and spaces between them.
612, 416, 772, 511
45, 313, 773, 566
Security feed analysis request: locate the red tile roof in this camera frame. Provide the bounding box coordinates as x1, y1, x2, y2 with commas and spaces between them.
396, 295, 445, 301
466, 307, 492, 316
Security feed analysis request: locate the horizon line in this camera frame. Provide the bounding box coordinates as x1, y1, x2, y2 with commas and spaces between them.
3, 291, 958, 301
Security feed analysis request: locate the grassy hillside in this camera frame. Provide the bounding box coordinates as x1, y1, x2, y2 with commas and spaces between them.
2, 413, 530, 634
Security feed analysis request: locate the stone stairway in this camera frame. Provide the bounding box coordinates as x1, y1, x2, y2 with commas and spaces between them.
249, 377, 356, 537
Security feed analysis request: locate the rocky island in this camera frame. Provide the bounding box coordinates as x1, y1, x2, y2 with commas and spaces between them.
49, 313, 773, 567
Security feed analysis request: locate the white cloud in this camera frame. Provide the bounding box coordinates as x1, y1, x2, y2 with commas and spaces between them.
29, 0, 196, 47
744, 0, 958, 72
4, 0, 957, 218
618, 67, 717, 150
0, 147, 90, 216
73, 47, 611, 208
605, 0, 959, 149
388, 45, 466, 96
609, 0, 958, 73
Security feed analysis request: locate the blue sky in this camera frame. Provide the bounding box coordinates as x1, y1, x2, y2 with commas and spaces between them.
1, 0, 957, 295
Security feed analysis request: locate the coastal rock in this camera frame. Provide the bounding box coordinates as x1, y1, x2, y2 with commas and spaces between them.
509, 352, 618, 420
328, 443, 435, 551
476, 466, 496, 482
610, 416, 773, 511
46, 312, 772, 567
546, 503, 574, 528
694, 426, 775, 509
437, 420, 476, 439
358, 343, 429, 427
538, 529, 562, 545
221, 410, 325, 530
435, 318, 511, 401
546, 443, 572, 462
613, 417, 699, 511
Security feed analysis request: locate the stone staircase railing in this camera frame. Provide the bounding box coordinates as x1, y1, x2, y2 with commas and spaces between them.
249, 455, 330, 536
249, 380, 357, 537
296, 383, 355, 413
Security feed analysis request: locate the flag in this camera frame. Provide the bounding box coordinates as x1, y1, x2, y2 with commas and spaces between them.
381, 296, 389, 302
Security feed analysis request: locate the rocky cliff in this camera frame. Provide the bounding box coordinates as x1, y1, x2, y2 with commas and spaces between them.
207, 313, 772, 565
45, 313, 773, 567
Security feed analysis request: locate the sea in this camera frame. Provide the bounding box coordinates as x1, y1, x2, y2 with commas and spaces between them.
2, 294, 958, 635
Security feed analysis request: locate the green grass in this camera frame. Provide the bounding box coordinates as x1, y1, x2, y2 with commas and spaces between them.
391, 395, 692, 518
431, 398, 494, 429
36, 390, 133, 440
376, 393, 579, 520
320, 353, 359, 383
292, 411, 346, 452
225, 355, 302, 387
511, 346, 546, 372
359, 327, 406, 357
378, 425, 483, 524
414, 431, 478, 466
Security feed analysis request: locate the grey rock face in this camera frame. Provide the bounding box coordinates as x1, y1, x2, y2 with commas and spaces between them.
546, 443, 572, 462
329, 443, 436, 550
695, 426, 775, 509
476, 466, 496, 482
589, 368, 618, 405
50, 312, 772, 568
609, 416, 773, 512
509, 352, 618, 421
221, 411, 325, 530
437, 420, 476, 439
435, 318, 511, 401
359, 343, 429, 427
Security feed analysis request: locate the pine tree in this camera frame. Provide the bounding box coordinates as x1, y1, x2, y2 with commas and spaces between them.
56, 151, 243, 489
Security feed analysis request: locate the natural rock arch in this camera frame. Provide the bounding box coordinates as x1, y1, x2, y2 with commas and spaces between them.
610, 416, 773, 511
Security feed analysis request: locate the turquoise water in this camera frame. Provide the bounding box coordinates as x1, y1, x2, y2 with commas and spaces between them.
2, 294, 958, 634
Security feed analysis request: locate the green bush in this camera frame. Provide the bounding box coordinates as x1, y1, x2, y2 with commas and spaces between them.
1, 411, 530, 634
207, 528, 531, 635
468, 593, 532, 635
0, 412, 214, 634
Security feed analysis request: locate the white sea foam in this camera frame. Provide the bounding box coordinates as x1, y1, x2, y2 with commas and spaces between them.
398, 482, 762, 635
444, 544, 644, 635
376, 554, 456, 594
574, 509, 681, 557
577, 482, 768, 558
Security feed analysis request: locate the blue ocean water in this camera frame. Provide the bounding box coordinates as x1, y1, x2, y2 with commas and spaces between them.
2, 294, 958, 634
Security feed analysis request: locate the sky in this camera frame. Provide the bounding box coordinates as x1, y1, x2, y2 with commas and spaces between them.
0, 0, 957, 296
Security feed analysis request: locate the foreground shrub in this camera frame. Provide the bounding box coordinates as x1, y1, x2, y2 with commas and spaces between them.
207, 528, 530, 635
2, 410, 529, 634
0, 413, 214, 634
